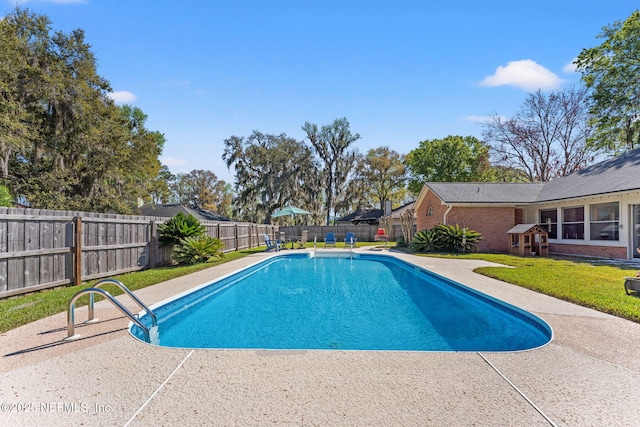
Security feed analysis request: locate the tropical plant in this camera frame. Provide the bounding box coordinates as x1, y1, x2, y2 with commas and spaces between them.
173, 235, 225, 265
410, 228, 438, 252
432, 224, 482, 253
411, 224, 482, 253
158, 213, 206, 247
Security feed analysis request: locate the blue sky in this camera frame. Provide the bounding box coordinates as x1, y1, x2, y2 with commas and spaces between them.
3, 1, 638, 183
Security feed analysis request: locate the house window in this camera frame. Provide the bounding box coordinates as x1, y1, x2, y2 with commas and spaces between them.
427, 205, 433, 216
562, 206, 584, 240
539, 209, 557, 239
590, 202, 619, 241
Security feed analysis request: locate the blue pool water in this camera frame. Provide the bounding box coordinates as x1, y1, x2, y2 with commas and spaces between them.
130, 253, 552, 351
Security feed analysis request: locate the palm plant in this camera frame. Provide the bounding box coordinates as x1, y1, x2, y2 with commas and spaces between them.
433, 223, 482, 253
410, 228, 438, 252
411, 224, 482, 253
158, 213, 206, 247
173, 235, 225, 265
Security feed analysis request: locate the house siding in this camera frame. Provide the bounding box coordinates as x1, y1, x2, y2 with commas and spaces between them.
415, 191, 450, 231
549, 243, 627, 259
447, 207, 516, 253
415, 191, 516, 252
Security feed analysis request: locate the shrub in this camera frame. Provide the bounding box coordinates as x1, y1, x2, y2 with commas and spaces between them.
158, 213, 206, 247
411, 224, 482, 253
433, 223, 482, 253
395, 237, 408, 248
411, 228, 438, 252
173, 235, 225, 265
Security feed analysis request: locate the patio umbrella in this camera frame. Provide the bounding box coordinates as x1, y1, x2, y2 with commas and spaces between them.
271, 206, 311, 218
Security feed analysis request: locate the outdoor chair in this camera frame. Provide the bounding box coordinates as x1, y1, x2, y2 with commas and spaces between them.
296, 230, 309, 249
324, 232, 337, 248
374, 228, 389, 247
262, 233, 281, 252
344, 232, 356, 248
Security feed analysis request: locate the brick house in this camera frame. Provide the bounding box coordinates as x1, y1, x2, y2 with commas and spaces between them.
414, 148, 640, 260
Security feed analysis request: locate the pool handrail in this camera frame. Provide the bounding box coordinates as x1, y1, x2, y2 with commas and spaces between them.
88, 278, 157, 326
66, 287, 151, 341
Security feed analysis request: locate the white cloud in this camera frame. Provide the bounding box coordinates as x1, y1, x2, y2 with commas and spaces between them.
480, 59, 564, 91
161, 157, 188, 169
107, 90, 137, 104
464, 115, 505, 124
563, 58, 578, 73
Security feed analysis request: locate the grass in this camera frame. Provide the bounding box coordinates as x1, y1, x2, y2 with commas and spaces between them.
421, 253, 640, 323
0, 248, 262, 333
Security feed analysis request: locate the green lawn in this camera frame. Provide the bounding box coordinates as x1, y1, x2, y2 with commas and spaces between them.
2, 247, 639, 333
0, 249, 261, 333
422, 253, 640, 323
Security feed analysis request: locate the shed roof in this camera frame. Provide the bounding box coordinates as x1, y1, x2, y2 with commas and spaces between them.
507, 224, 547, 234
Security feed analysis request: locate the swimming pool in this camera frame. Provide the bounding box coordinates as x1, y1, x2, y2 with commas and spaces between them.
130, 252, 552, 351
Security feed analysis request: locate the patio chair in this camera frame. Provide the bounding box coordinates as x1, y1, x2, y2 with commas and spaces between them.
374, 228, 389, 247
324, 232, 337, 248
296, 230, 309, 249
344, 232, 356, 248
262, 233, 280, 252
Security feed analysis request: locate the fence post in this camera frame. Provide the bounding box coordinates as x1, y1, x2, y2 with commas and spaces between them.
73, 216, 83, 285
149, 221, 156, 269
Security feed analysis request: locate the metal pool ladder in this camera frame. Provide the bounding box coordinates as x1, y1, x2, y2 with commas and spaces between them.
66, 278, 157, 342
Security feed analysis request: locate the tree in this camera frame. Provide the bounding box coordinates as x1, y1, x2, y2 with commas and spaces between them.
302, 117, 360, 225
223, 131, 318, 224
149, 165, 174, 204
405, 135, 491, 194
170, 169, 231, 214
576, 10, 640, 153
0, 13, 32, 179
482, 87, 595, 182
0, 185, 12, 206
1, 8, 166, 213
363, 147, 407, 210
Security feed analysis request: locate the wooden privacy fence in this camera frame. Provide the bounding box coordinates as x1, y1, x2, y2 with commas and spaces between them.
0, 208, 278, 299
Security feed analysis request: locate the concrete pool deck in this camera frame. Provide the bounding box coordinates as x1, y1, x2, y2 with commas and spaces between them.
1, 249, 640, 426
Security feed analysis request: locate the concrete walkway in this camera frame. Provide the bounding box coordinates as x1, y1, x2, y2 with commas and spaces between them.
1, 250, 640, 426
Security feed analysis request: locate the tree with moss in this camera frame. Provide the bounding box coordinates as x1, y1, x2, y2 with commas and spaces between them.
223, 131, 319, 224
1, 7, 165, 213
302, 117, 360, 225
576, 10, 640, 154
